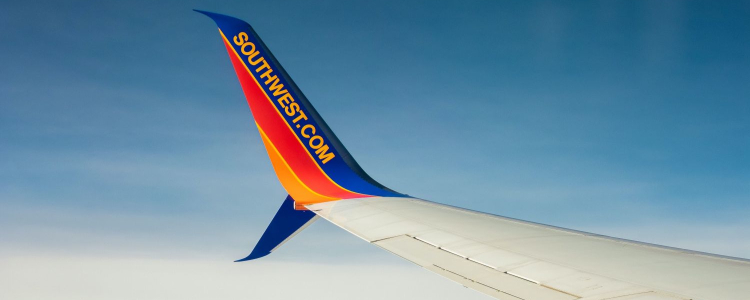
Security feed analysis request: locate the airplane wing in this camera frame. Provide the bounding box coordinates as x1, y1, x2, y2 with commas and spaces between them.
195, 11, 750, 300
308, 197, 750, 300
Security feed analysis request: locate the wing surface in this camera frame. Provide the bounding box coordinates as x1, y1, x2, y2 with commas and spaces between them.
307, 197, 750, 300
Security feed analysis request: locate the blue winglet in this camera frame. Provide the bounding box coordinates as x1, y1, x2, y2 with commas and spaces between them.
235, 195, 318, 262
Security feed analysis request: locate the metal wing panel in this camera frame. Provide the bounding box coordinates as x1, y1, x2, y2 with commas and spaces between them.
307, 197, 750, 300
375, 235, 579, 300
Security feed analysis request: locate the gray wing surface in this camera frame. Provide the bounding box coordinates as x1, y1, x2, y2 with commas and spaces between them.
307, 197, 750, 300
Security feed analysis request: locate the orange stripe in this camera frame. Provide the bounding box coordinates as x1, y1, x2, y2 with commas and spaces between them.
220, 32, 352, 199
219, 29, 369, 200
256, 124, 336, 203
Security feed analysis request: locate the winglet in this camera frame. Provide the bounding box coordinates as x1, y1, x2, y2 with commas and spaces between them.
236, 195, 318, 262
195, 10, 405, 207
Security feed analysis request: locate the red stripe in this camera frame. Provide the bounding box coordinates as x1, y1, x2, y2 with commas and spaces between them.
222, 38, 364, 199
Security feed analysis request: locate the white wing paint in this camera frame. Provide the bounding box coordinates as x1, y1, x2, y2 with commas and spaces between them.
308, 197, 750, 300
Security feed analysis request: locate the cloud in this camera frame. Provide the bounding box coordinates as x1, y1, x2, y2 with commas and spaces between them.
0, 253, 489, 300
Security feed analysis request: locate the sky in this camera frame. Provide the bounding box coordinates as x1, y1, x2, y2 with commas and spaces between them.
1, 0, 749, 299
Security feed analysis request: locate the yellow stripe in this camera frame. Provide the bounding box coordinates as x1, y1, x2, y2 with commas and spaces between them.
219, 29, 368, 197
256, 123, 337, 201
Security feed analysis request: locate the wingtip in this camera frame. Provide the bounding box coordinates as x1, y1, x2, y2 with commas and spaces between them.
193, 9, 249, 28
235, 251, 270, 262
193, 9, 219, 23
193, 9, 220, 20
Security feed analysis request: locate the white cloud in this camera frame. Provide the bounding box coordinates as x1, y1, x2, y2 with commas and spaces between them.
0, 253, 488, 300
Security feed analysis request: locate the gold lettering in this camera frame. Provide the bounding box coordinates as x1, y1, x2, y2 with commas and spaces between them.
315, 145, 335, 164
241, 42, 256, 55
285, 102, 299, 116
277, 92, 291, 107
268, 78, 287, 96
233, 32, 248, 46
260, 70, 276, 84
292, 111, 308, 123
255, 59, 271, 72
248, 54, 264, 66
301, 124, 315, 138
309, 136, 324, 149
278, 92, 294, 105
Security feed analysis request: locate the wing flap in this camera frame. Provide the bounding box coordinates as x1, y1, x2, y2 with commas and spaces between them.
376, 235, 578, 300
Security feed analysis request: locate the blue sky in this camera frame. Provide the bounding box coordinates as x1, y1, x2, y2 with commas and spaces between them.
1, 1, 749, 299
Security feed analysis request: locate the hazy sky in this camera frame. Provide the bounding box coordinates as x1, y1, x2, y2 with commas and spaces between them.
1, 1, 749, 299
